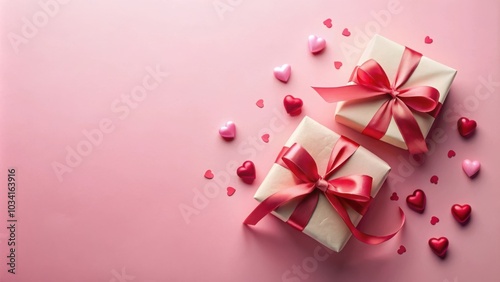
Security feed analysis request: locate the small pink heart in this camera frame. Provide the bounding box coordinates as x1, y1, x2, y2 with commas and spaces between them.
261, 134, 270, 143
425, 36, 433, 44
397, 245, 406, 255
323, 18, 332, 28
219, 121, 236, 140
390, 192, 399, 201
334, 61, 342, 69
308, 35, 326, 54
256, 99, 264, 108
462, 159, 480, 178
273, 64, 291, 83
430, 175, 439, 184
227, 187, 236, 197
430, 216, 439, 225
447, 150, 456, 158
342, 28, 351, 37
204, 170, 214, 179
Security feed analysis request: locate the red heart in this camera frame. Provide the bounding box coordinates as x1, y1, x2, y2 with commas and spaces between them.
406, 189, 426, 213
451, 204, 471, 224
430, 216, 439, 225
457, 117, 477, 137
204, 170, 214, 179
342, 28, 351, 37
261, 134, 270, 143
390, 192, 399, 201
447, 150, 456, 158
430, 175, 438, 184
256, 99, 264, 108
237, 161, 256, 184
323, 18, 332, 28
226, 187, 236, 197
397, 245, 406, 255
283, 95, 303, 116
424, 36, 433, 44
334, 61, 343, 70
428, 237, 449, 257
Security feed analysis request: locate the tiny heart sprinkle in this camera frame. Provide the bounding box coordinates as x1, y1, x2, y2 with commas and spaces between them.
256, 99, 264, 108
273, 64, 291, 83
448, 150, 456, 158
204, 170, 214, 179
227, 187, 236, 197
308, 35, 326, 54
323, 18, 332, 28
430, 216, 439, 225
334, 61, 343, 69
425, 36, 433, 44
219, 121, 236, 140
261, 134, 270, 143
451, 204, 471, 224
428, 237, 449, 257
462, 159, 480, 178
430, 175, 439, 184
342, 28, 351, 36
406, 189, 426, 213
283, 95, 303, 116
397, 245, 406, 255
390, 192, 399, 201
237, 161, 256, 184
457, 117, 477, 137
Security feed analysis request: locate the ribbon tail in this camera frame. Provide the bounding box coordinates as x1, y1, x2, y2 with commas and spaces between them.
325, 193, 406, 244
362, 100, 393, 140
392, 99, 428, 154
312, 86, 386, 103
287, 191, 320, 231
244, 184, 315, 225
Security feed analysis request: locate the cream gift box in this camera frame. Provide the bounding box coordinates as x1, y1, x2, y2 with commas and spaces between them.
251, 116, 391, 252
318, 35, 457, 152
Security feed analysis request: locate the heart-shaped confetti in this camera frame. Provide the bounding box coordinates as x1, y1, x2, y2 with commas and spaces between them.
425, 36, 433, 44
428, 237, 448, 257
237, 161, 256, 184
308, 35, 326, 54
397, 245, 406, 255
323, 18, 332, 28
261, 134, 270, 143
342, 28, 351, 37
451, 204, 471, 224
430, 175, 439, 184
430, 216, 439, 225
204, 170, 214, 179
390, 192, 399, 201
227, 187, 236, 197
334, 61, 343, 69
462, 159, 480, 178
448, 150, 456, 158
283, 95, 303, 116
256, 99, 264, 108
406, 189, 426, 213
457, 117, 477, 137
219, 121, 236, 140
274, 64, 291, 83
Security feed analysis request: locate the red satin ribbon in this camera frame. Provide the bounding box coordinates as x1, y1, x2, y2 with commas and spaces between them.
313, 47, 440, 154
244, 137, 405, 245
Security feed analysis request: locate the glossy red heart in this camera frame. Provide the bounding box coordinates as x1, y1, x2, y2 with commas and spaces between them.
428, 237, 449, 257
457, 117, 477, 137
451, 204, 471, 223
237, 161, 256, 184
406, 189, 426, 213
283, 95, 303, 116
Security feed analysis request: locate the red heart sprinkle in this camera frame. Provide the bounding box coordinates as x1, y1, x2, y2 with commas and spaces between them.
457, 117, 477, 137
334, 61, 343, 69
451, 204, 471, 224
447, 150, 456, 158
237, 161, 256, 184
406, 189, 426, 213
390, 192, 399, 201
397, 245, 406, 255
256, 99, 264, 108
261, 134, 270, 143
323, 18, 332, 28
425, 36, 433, 44
430, 175, 438, 184
430, 216, 439, 225
428, 237, 448, 257
227, 187, 236, 196
342, 28, 351, 36
204, 170, 214, 179
283, 95, 303, 116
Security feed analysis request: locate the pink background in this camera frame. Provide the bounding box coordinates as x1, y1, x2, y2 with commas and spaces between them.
1, 0, 499, 281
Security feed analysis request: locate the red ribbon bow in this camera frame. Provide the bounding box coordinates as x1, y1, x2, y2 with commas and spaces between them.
313, 47, 441, 154
244, 136, 405, 245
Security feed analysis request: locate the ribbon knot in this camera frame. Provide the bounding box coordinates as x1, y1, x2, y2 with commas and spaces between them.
315, 178, 329, 192
313, 47, 441, 154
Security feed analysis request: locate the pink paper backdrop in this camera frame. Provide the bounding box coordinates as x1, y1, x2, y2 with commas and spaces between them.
1, 0, 499, 281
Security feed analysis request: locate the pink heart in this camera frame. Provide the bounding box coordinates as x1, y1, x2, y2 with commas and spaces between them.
261, 134, 270, 143
397, 245, 406, 255
227, 187, 236, 197
342, 28, 351, 37
462, 159, 480, 178
256, 99, 264, 108
430, 175, 438, 184
308, 35, 326, 54
219, 121, 236, 140
323, 18, 332, 28
425, 36, 433, 44
430, 216, 439, 225
204, 170, 214, 179
334, 61, 342, 69
273, 64, 291, 83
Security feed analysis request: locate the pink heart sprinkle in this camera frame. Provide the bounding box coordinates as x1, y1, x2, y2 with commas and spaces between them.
261, 134, 270, 143
323, 18, 332, 28
227, 187, 236, 196
204, 170, 214, 179
430, 175, 439, 184
425, 36, 433, 44
430, 216, 439, 225
308, 35, 326, 54
334, 61, 343, 69
219, 121, 236, 140
397, 245, 406, 255
462, 159, 480, 178
447, 150, 456, 158
342, 28, 351, 37
256, 99, 264, 108
390, 192, 399, 201
273, 64, 291, 83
